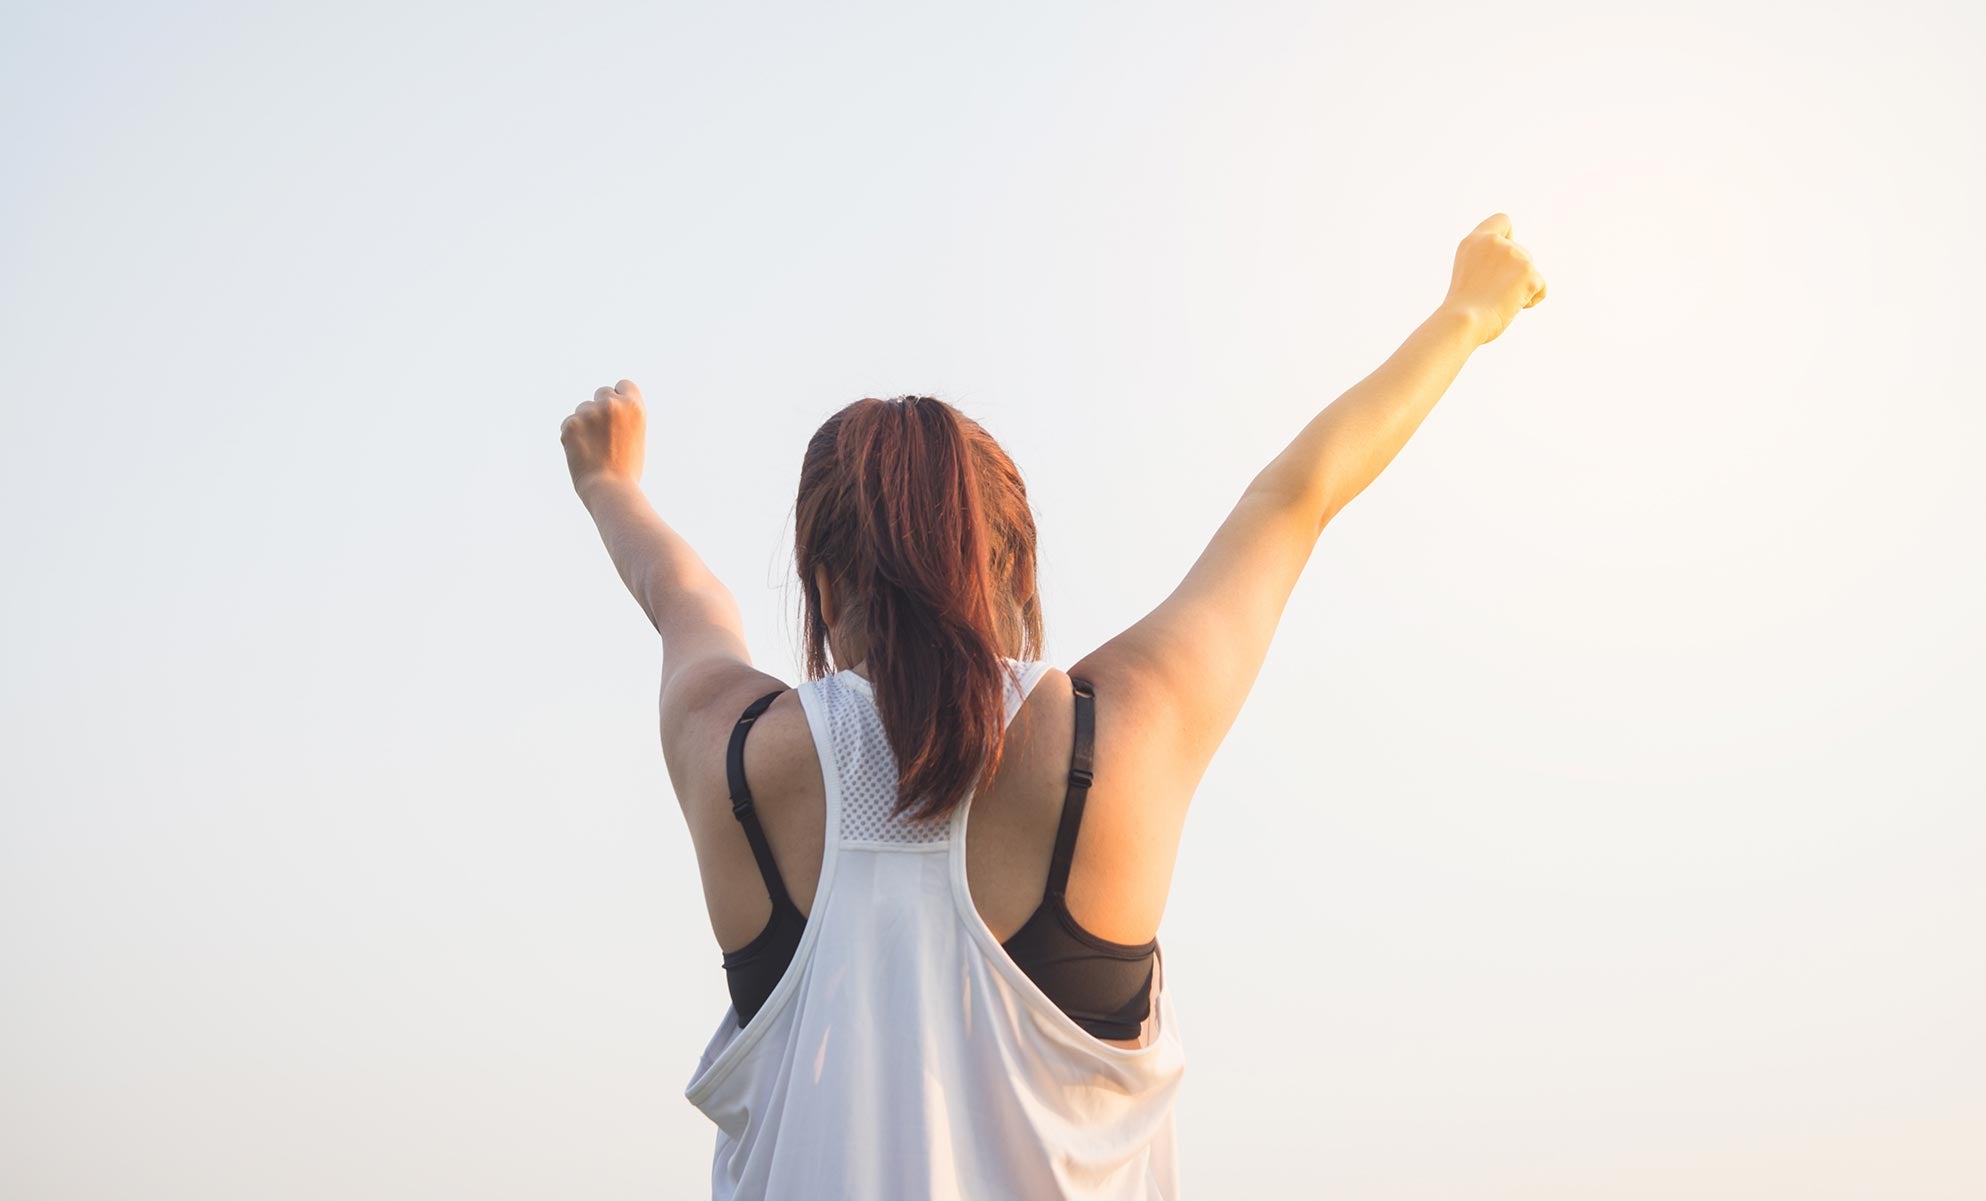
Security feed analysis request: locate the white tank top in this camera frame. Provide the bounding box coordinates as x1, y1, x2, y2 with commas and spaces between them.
684, 657, 1187, 1199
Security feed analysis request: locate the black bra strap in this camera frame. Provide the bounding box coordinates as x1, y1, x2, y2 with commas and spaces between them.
727, 688, 796, 912
1043, 675, 1096, 902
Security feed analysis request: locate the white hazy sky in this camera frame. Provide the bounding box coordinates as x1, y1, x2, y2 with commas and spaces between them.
3, 2, 1982, 1198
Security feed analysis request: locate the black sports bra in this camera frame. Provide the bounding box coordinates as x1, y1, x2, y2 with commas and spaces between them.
718, 673, 1159, 1042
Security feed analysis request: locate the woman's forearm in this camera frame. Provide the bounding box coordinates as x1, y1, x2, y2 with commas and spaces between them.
1253, 303, 1485, 530
578, 474, 730, 635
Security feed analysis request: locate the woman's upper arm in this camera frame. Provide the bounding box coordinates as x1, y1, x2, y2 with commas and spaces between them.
657, 654, 789, 824
1070, 482, 1325, 801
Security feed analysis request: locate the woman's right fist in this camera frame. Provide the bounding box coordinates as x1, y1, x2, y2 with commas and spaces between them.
1441, 212, 1547, 346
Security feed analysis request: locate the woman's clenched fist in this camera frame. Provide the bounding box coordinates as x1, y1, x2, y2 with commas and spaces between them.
1441, 213, 1548, 346
561, 379, 647, 497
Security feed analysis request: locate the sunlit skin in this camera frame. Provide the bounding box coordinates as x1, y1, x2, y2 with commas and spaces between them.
562, 212, 1545, 1051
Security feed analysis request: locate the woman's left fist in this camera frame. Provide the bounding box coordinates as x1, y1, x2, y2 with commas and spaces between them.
560, 379, 647, 497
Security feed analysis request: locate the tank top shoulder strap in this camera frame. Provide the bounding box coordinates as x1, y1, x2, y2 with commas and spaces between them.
726, 687, 798, 913
1041, 674, 1096, 902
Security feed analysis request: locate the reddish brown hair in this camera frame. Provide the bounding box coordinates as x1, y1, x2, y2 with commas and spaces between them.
794, 395, 1045, 822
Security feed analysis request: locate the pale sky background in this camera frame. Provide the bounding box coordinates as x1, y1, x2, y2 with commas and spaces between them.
3, 2, 1982, 1198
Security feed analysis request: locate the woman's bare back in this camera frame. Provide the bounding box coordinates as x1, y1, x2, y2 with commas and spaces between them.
681, 658, 1198, 1049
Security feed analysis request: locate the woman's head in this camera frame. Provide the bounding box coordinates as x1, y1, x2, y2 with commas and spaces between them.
795, 395, 1044, 823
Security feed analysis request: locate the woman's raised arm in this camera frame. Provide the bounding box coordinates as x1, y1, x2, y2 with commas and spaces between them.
561, 380, 755, 697
1073, 213, 1547, 799
1258, 211, 1548, 529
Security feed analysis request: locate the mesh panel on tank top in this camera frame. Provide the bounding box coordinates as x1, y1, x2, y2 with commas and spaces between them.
822, 671, 953, 845
824, 664, 1038, 846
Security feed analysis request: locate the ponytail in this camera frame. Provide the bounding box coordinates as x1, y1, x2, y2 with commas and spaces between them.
795, 395, 1044, 821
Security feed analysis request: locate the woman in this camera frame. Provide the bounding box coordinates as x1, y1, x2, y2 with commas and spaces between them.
559, 212, 1546, 1199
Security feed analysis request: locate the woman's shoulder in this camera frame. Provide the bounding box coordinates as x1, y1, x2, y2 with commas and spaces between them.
661, 663, 810, 835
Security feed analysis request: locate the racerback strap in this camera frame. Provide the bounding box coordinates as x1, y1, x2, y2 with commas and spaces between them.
727, 687, 796, 912
1042, 675, 1096, 902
